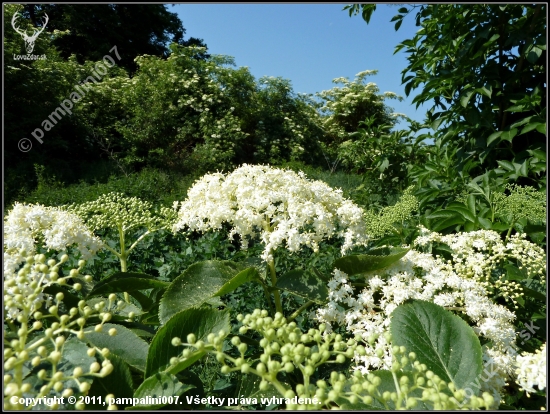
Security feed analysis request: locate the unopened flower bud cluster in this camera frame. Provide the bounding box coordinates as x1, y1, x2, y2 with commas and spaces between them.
68, 192, 176, 233
342, 342, 495, 410
494, 184, 546, 224
363, 186, 419, 239
4, 284, 119, 410
170, 310, 493, 410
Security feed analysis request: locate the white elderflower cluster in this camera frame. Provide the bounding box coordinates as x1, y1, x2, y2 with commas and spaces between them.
3, 203, 102, 319
515, 342, 546, 396
173, 164, 369, 262
414, 227, 546, 306
316, 248, 518, 402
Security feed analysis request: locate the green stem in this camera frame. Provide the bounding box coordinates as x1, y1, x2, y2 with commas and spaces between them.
268, 259, 283, 314
127, 229, 152, 254
504, 220, 516, 243
287, 300, 315, 323
117, 224, 131, 304
118, 224, 127, 272
260, 279, 276, 317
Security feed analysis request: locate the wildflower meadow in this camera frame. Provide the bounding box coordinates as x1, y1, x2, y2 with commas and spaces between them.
4, 3, 546, 411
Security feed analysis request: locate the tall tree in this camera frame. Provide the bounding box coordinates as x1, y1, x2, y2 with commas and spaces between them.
346, 4, 546, 185
20, 4, 208, 72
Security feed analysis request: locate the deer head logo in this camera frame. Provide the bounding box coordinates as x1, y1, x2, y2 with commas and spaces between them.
12, 11, 49, 54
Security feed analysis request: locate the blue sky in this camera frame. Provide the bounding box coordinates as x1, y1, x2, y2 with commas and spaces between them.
172, 3, 432, 128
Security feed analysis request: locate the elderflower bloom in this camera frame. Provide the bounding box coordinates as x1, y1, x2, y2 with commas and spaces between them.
317, 244, 520, 404
515, 343, 546, 395
3, 203, 102, 319
173, 164, 369, 262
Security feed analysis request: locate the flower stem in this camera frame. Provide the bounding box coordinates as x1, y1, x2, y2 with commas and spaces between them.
268, 259, 283, 314
287, 300, 315, 323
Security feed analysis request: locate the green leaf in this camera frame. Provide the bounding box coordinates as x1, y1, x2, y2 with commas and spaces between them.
526, 46, 543, 63
432, 216, 465, 232
477, 217, 492, 229
43, 285, 81, 310
501, 128, 518, 142
459, 90, 474, 108
237, 374, 281, 403
145, 308, 230, 377
520, 122, 543, 135
276, 270, 328, 304
482, 34, 500, 48
87, 354, 134, 409
445, 205, 476, 223
527, 149, 546, 162
504, 264, 526, 282
394, 19, 403, 31
536, 122, 546, 134
486, 131, 502, 146
84, 323, 149, 372
391, 300, 482, 392
159, 261, 257, 324
128, 372, 194, 410
425, 210, 459, 220
521, 286, 546, 302
475, 85, 492, 98
333, 247, 409, 276
466, 194, 476, 215
497, 160, 515, 171
215, 266, 260, 296
88, 272, 169, 297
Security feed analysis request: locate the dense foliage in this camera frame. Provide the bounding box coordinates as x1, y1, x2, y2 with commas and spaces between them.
3, 3, 546, 411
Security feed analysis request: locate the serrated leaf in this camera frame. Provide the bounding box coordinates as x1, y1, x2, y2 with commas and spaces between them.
276, 270, 328, 304
238, 374, 281, 403
145, 308, 230, 377
84, 323, 149, 372
128, 373, 194, 410
215, 266, 260, 296
333, 247, 409, 276
43, 285, 81, 310
87, 354, 134, 409
391, 300, 482, 392
159, 261, 256, 324
88, 272, 169, 297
